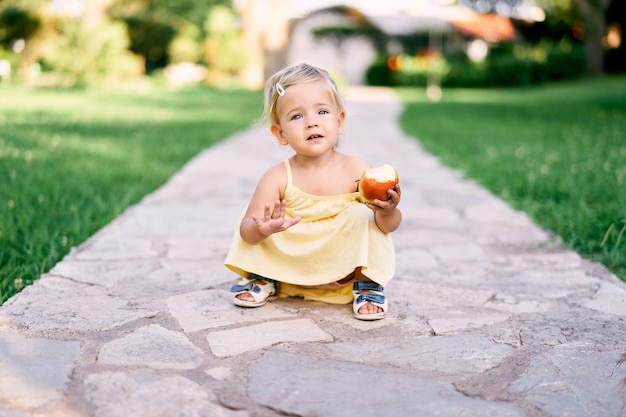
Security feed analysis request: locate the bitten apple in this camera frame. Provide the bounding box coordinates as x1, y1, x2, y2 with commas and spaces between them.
358, 164, 399, 204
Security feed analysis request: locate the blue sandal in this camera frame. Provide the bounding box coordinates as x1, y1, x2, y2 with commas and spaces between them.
352, 280, 388, 320
230, 274, 277, 308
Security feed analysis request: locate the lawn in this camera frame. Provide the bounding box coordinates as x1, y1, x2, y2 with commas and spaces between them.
397, 74, 626, 282
0, 85, 262, 304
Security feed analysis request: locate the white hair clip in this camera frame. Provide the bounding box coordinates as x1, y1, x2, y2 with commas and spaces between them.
276, 82, 285, 96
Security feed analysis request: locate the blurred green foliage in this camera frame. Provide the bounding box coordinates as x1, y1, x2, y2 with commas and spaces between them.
107, 0, 230, 72
0, 0, 244, 87
366, 41, 587, 88
41, 19, 143, 86
203, 5, 247, 86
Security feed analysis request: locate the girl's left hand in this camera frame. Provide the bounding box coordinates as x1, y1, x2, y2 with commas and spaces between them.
366, 184, 401, 212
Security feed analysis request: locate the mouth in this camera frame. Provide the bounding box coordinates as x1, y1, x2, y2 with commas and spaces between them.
308, 134, 323, 140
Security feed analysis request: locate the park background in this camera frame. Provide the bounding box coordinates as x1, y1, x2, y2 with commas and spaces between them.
1, 0, 625, 304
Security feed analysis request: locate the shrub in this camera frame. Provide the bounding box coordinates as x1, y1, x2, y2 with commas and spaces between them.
365, 55, 394, 86
487, 53, 541, 86
41, 19, 143, 87
366, 40, 588, 88
168, 23, 202, 64
544, 44, 586, 80
203, 5, 246, 86
442, 51, 490, 87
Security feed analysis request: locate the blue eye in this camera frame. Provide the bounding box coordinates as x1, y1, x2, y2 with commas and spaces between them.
319, 109, 329, 115
291, 114, 302, 121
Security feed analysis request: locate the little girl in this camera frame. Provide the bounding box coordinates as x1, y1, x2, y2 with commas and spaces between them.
224, 63, 402, 320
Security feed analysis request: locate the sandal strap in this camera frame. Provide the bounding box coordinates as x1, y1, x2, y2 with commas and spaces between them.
230, 272, 277, 293
230, 282, 262, 294
230, 280, 277, 304
353, 280, 384, 293
249, 273, 277, 284
355, 292, 385, 306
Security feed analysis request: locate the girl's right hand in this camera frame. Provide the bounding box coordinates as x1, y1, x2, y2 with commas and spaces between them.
252, 199, 301, 237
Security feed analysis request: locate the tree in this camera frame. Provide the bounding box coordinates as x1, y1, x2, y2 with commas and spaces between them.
574, 0, 611, 75
0, 1, 50, 81
108, 0, 228, 72
41, 19, 143, 86
203, 5, 246, 85
459, 0, 614, 75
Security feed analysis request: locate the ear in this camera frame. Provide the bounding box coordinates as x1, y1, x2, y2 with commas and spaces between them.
271, 124, 289, 146
337, 111, 346, 135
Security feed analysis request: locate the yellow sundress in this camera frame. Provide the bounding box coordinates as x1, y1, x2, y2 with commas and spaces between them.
224, 160, 395, 304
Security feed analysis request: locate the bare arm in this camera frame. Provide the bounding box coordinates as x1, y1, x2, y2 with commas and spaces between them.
239, 164, 301, 245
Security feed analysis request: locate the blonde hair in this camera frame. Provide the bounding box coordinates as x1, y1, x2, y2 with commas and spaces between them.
261, 63, 345, 126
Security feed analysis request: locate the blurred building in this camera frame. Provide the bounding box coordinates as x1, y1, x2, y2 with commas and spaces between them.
233, 0, 541, 88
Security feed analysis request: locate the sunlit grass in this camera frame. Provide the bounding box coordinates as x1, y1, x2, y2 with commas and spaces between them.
0, 85, 262, 304
398, 75, 626, 282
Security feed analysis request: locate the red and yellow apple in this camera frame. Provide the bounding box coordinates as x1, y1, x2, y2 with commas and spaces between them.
358, 164, 399, 203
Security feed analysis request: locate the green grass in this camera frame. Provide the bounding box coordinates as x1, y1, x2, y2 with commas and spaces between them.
0, 85, 262, 304
397, 75, 626, 282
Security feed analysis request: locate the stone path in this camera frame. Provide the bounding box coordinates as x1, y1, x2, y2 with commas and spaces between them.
1, 87, 626, 417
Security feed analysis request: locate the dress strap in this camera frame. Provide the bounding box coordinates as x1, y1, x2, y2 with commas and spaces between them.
284, 159, 293, 186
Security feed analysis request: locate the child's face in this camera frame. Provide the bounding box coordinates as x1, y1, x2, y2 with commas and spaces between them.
271, 80, 345, 156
